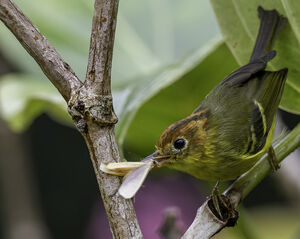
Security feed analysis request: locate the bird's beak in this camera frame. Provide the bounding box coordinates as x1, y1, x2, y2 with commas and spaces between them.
141, 152, 158, 161
142, 152, 170, 167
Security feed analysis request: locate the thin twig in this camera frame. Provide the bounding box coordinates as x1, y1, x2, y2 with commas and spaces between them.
182, 123, 300, 239
0, 0, 82, 102
85, 0, 118, 96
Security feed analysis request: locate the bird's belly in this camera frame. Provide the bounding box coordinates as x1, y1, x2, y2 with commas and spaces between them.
167, 154, 262, 181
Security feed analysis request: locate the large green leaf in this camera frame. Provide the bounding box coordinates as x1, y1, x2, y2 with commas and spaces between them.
124, 42, 239, 157
115, 38, 225, 149
0, 0, 91, 79
210, 0, 300, 114
0, 0, 221, 134
0, 74, 71, 131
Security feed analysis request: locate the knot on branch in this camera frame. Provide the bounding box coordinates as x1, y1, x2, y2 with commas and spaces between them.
68, 88, 118, 133
87, 95, 118, 124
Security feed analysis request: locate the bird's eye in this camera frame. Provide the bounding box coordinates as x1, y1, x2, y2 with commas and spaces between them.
173, 138, 186, 150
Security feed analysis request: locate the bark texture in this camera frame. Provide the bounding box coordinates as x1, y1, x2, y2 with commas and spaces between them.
0, 0, 142, 238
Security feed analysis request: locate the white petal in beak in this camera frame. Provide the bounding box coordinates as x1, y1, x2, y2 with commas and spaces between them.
99, 152, 161, 199
118, 159, 155, 199
100, 161, 146, 176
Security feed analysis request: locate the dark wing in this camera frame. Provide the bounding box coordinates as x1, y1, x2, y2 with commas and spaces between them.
252, 69, 288, 133
243, 69, 287, 154
193, 7, 287, 157
196, 68, 287, 157
220, 51, 275, 87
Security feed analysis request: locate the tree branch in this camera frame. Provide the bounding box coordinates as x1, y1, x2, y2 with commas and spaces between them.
85, 0, 118, 96
74, 0, 118, 125
0, 0, 142, 238
182, 123, 300, 239
68, 0, 142, 238
0, 0, 82, 102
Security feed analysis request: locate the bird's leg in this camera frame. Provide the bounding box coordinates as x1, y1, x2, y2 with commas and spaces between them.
210, 181, 227, 220
208, 181, 239, 226
267, 146, 280, 171
211, 181, 222, 220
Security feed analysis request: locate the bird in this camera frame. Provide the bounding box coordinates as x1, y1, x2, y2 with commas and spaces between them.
101, 6, 288, 200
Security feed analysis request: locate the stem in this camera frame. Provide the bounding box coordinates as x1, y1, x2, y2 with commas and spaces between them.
83, 126, 142, 238
85, 0, 118, 97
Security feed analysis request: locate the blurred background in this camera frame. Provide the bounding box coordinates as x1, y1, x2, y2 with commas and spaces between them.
0, 0, 299, 238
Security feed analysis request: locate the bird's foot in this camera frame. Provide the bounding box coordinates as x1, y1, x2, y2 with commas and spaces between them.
208, 182, 238, 226
267, 146, 280, 171
210, 182, 225, 220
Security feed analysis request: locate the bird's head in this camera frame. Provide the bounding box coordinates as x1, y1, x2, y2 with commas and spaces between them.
109, 109, 210, 199
147, 109, 209, 167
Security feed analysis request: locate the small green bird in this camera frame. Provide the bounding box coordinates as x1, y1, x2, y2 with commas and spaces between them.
101, 7, 288, 199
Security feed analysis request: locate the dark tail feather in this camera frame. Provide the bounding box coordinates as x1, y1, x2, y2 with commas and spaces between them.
250, 6, 287, 62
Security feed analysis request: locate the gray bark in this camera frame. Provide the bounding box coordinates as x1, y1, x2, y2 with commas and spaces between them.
0, 0, 142, 238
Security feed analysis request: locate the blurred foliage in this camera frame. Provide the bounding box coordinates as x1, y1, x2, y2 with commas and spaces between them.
211, 0, 300, 114
0, 0, 299, 149
124, 42, 238, 157
0, 74, 71, 131
0, 0, 220, 133
214, 207, 300, 239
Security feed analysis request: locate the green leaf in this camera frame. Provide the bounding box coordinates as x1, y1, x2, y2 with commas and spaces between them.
123, 42, 239, 157
0, 74, 71, 131
210, 0, 300, 114
0, 0, 221, 133
0, 0, 92, 79
115, 38, 224, 146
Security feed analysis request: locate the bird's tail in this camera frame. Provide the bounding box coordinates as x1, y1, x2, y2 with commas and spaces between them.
250, 6, 287, 62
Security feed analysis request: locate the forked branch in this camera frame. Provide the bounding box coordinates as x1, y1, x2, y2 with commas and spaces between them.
0, 0, 142, 238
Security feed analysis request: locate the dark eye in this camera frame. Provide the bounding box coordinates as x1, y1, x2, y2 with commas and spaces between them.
173, 138, 186, 150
